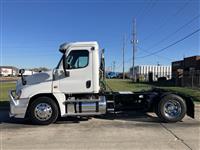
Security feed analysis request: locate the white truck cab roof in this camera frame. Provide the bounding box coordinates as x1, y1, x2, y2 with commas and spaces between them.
59, 41, 99, 53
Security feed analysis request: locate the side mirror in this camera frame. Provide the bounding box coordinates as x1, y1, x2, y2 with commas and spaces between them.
66, 63, 71, 69
62, 54, 70, 77
19, 69, 26, 85
65, 71, 70, 77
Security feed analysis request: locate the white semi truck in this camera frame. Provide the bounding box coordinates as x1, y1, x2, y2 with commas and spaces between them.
9, 41, 194, 125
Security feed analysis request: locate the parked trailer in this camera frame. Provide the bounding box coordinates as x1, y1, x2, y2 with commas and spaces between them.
9, 41, 194, 125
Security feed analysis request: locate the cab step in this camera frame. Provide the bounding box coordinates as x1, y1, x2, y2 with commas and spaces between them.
106, 100, 115, 113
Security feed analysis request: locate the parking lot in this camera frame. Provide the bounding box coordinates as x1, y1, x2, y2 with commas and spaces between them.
0, 105, 199, 150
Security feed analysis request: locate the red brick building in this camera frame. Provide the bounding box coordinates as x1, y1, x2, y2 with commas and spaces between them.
172, 56, 200, 87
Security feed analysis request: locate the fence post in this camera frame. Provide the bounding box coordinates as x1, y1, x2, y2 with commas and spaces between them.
191, 73, 193, 88
199, 71, 200, 87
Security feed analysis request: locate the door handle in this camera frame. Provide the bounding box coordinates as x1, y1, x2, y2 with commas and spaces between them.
86, 80, 91, 88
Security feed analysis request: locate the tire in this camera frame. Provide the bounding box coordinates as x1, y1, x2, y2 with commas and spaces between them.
156, 94, 186, 123
29, 97, 59, 125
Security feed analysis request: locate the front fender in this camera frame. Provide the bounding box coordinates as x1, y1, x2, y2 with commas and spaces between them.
20, 81, 52, 99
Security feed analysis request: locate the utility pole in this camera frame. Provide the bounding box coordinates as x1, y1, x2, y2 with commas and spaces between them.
122, 35, 126, 80
131, 18, 137, 82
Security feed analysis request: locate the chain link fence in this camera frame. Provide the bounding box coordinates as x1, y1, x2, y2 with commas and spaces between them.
175, 70, 200, 88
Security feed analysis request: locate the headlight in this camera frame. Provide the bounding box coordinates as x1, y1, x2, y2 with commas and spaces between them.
16, 90, 22, 99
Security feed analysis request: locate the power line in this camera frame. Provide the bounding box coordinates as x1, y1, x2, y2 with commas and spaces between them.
137, 0, 158, 21
141, 0, 191, 42
137, 46, 175, 61
137, 28, 200, 58
173, 0, 191, 16
115, 47, 174, 71
110, 0, 194, 71
125, 0, 192, 64
141, 14, 200, 52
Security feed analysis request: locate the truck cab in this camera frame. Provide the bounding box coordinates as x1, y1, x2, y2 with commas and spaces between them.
9, 41, 194, 125
54, 41, 100, 94
9, 42, 107, 125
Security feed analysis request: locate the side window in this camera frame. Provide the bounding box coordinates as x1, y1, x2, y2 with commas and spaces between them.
66, 50, 89, 69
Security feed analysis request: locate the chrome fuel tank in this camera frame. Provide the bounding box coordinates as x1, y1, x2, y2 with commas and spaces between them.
65, 96, 106, 115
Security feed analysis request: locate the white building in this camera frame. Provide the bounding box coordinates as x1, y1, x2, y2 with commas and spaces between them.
134, 65, 171, 81
23, 70, 36, 76
0, 66, 18, 77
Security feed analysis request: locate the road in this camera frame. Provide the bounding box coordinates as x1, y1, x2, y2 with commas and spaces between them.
0, 107, 200, 150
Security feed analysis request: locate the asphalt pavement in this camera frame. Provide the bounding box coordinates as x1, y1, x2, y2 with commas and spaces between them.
0, 106, 200, 150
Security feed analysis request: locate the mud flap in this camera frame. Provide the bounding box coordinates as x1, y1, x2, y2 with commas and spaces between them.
185, 97, 195, 118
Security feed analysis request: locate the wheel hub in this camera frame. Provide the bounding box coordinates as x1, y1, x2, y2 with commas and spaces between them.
34, 103, 52, 121
164, 100, 181, 119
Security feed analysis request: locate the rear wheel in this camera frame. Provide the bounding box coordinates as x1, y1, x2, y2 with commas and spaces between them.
156, 94, 186, 123
29, 97, 59, 125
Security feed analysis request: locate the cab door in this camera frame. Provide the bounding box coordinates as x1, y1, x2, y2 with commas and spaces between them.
57, 47, 93, 94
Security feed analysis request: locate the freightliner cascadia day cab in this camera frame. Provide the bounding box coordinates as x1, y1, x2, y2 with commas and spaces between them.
9, 42, 195, 125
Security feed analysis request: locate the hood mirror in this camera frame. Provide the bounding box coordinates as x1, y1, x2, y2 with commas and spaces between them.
19, 69, 25, 74
59, 42, 68, 53
19, 69, 26, 85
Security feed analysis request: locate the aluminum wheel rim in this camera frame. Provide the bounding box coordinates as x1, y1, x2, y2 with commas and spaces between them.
163, 100, 181, 119
34, 103, 52, 121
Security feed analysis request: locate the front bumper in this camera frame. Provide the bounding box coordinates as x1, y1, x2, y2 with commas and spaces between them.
9, 90, 29, 118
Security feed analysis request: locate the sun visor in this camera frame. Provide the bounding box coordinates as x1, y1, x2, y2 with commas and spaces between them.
59, 42, 68, 53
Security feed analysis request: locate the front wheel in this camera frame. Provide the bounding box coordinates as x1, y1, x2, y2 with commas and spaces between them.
29, 97, 59, 125
156, 94, 186, 123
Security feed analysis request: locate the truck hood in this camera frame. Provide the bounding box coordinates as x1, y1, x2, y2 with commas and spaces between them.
25, 71, 53, 85
16, 71, 53, 90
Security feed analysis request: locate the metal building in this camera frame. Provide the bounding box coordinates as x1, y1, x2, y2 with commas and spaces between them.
134, 65, 171, 81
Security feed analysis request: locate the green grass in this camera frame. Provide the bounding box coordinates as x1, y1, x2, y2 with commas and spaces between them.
0, 82, 16, 101
0, 82, 15, 107
106, 79, 200, 102
106, 79, 152, 92
160, 86, 200, 102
